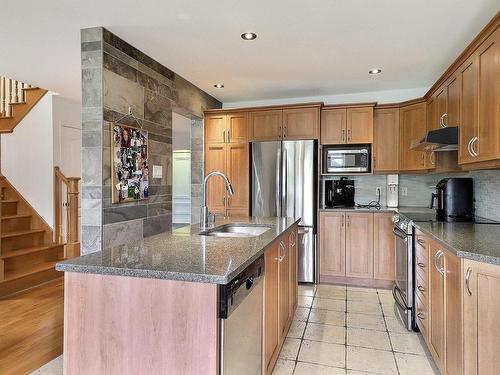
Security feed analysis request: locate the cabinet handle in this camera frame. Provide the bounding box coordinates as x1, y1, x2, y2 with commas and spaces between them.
227, 130, 231, 143
429, 152, 435, 166
279, 125, 282, 138
347, 215, 350, 226
471, 137, 479, 157
439, 113, 448, 128
223, 130, 226, 143
417, 312, 426, 320
347, 129, 351, 141
417, 238, 426, 246
373, 156, 376, 169
341, 215, 344, 227
434, 250, 444, 275
465, 267, 472, 296
284, 125, 288, 138
342, 129, 345, 142
467, 138, 474, 157
418, 285, 425, 292
417, 262, 426, 269
276, 241, 286, 262
421, 154, 425, 166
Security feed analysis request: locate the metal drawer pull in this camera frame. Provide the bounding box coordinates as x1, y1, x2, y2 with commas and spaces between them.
417, 238, 426, 246
417, 312, 426, 320
439, 113, 448, 128
434, 250, 444, 275
417, 262, 426, 268
465, 267, 472, 296
418, 286, 425, 292
471, 137, 479, 157
467, 138, 474, 157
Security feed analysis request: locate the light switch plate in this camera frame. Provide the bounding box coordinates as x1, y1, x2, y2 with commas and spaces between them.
152, 165, 163, 179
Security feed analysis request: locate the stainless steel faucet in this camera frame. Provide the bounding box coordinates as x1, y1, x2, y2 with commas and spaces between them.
200, 171, 234, 229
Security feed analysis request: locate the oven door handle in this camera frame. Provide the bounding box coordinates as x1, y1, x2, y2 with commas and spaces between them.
392, 285, 409, 311
392, 227, 408, 242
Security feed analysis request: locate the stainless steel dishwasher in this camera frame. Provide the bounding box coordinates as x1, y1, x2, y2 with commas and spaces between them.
219, 255, 264, 375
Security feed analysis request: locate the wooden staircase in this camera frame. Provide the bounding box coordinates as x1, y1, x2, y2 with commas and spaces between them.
0, 77, 47, 134
0, 176, 64, 297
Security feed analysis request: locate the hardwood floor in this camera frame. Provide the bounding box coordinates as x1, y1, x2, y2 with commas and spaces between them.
0, 278, 63, 375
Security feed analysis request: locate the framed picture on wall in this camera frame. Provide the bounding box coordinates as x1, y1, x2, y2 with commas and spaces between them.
111, 123, 149, 203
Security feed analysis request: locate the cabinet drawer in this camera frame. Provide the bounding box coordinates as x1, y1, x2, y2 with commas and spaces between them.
415, 271, 429, 306
415, 293, 429, 337
415, 250, 429, 279
415, 233, 429, 261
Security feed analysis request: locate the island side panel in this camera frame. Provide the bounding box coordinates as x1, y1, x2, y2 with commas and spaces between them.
63, 272, 219, 375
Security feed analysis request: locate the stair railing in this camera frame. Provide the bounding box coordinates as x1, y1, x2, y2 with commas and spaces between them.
0, 76, 32, 117
54, 166, 80, 259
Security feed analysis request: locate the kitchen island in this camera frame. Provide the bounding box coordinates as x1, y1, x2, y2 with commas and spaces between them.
56, 217, 300, 375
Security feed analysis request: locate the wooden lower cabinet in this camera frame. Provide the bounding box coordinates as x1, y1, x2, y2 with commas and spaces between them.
263, 227, 298, 375
429, 241, 446, 368
319, 211, 393, 286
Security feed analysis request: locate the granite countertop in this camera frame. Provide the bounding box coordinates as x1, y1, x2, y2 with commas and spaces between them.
56, 217, 300, 284
320, 206, 396, 213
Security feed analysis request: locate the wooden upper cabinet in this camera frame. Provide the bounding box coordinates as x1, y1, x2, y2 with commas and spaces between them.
283, 107, 319, 140
204, 144, 227, 215
345, 213, 374, 279
399, 102, 428, 171
226, 113, 248, 143
373, 212, 395, 281
249, 110, 283, 141
319, 212, 346, 278
321, 108, 346, 144
373, 108, 399, 172
458, 56, 478, 165
346, 107, 374, 143
205, 114, 226, 144
434, 87, 447, 130
226, 143, 249, 214
446, 75, 460, 128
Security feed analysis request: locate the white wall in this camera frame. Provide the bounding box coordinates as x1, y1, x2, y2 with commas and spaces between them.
1, 93, 55, 227
223, 87, 429, 108
172, 111, 191, 151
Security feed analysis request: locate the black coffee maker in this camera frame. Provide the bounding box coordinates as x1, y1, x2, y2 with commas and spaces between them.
430, 178, 474, 222
324, 177, 355, 208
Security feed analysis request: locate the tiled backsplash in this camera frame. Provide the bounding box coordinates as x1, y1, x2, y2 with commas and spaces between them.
322, 169, 500, 221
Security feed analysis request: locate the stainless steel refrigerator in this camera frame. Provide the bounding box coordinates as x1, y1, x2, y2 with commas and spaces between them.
251, 140, 317, 283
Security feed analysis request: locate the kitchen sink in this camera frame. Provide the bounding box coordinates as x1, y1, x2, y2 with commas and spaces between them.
199, 224, 272, 237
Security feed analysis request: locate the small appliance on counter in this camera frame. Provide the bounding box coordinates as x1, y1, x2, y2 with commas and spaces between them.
387, 174, 399, 208
430, 177, 474, 222
322, 145, 370, 173
322, 177, 355, 208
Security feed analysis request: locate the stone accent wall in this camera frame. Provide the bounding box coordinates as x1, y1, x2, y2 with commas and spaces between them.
80, 27, 221, 254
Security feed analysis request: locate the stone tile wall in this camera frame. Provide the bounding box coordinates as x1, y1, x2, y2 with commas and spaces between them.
80, 27, 221, 254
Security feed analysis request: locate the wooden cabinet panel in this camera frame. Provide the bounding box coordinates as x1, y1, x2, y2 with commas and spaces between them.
321, 109, 346, 145
458, 57, 478, 164
204, 144, 226, 215
288, 228, 298, 317
346, 107, 373, 144
227, 113, 248, 143
283, 107, 319, 140
319, 212, 346, 277
463, 260, 500, 375
263, 244, 279, 374
445, 250, 463, 375
446, 76, 460, 127
373, 212, 395, 281
399, 102, 427, 171
373, 108, 399, 172
435, 87, 447, 130
226, 143, 249, 214
345, 213, 374, 278
429, 241, 445, 369
249, 110, 283, 141
204, 114, 226, 144
278, 237, 290, 342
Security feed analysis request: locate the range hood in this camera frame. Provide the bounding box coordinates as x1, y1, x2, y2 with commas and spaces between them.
410, 126, 458, 152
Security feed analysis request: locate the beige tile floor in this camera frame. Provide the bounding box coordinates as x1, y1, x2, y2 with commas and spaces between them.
34, 284, 439, 375
272, 284, 439, 375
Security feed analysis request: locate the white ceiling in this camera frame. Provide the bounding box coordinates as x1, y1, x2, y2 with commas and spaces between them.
1, 1, 498, 104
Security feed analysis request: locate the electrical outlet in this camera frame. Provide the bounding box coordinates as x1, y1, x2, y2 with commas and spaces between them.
401, 187, 408, 196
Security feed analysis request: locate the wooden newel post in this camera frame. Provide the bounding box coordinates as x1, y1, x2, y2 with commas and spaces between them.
66, 177, 80, 259
54, 168, 63, 244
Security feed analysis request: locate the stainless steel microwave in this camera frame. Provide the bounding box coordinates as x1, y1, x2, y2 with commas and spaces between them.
323, 145, 371, 173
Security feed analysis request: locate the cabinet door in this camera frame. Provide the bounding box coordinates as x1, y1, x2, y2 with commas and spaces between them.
458, 56, 478, 165
475, 31, 499, 163
373, 212, 395, 281
288, 228, 298, 316
426, 99, 437, 169
445, 250, 463, 375
446, 75, 460, 128
319, 212, 346, 277
429, 242, 445, 370
373, 108, 399, 172
345, 213, 374, 278
205, 114, 226, 144
321, 109, 346, 145
249, 110, 283, 141
226, 143, 249, 215
435, 87, 447, 130
282, 107, 319, 140
278, 238, 290, 341
227, 113, 248, 143
263, 244, 280, 374
463, 259, 500, 375
204, 144, 227, 215
347, 107, 373, 144
399, 102, 427, 171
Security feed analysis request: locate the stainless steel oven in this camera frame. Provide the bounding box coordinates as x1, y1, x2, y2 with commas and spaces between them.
392, 214, 414, 331
323, 145, 370, 173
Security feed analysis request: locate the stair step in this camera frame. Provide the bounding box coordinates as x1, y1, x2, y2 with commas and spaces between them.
0, 261, 61, 297
9, 101, 27, 106
1, 245, 61, 259
1, 214, 31, 220
1, 229, 45, 239
1, 214, 32, 231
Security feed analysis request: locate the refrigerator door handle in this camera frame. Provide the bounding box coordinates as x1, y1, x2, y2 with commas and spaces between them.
276, 147, 281, 217
282, 147, 287, 218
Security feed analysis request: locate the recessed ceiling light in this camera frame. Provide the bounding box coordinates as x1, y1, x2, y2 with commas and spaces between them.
241, 32, 257, 40
369, 68, 382, 75
214, 83, 224, 88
